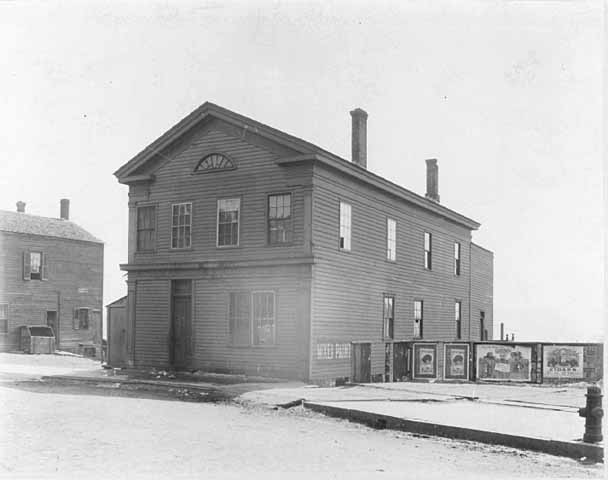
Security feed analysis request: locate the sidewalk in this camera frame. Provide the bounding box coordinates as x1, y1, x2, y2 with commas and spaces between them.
241, 381, 604, 461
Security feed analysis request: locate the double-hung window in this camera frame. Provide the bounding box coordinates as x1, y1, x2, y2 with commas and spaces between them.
424, 232, 432, 270
229, 291, 275, 346
217, 198, 240, 247
339, 202, 351, 251
387, 218, 396, 261
383, 295, 394, 339
455, 301, 462, 339
414, 300, 423, 338
23, 251, 47, 281
268, 194, 292, 244
454, 242, 461, 276
171, 203, 192, 249
137, 205, 156, 251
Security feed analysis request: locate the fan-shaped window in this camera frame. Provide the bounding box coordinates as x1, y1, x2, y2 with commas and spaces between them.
194, 153, 236, 173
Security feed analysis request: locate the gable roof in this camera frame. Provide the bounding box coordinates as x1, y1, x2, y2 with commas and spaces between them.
115, 102, 481, 230
0, 210, 103, 244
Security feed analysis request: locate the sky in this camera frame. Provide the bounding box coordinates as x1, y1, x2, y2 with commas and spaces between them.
0, 0, 604, 342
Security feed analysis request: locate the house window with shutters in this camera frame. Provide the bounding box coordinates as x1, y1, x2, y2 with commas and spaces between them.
268, 193, 292, 244
217, 198, 240, 247
137, 205, 156, 251
73, 308, 90, 330
228, 291, 275, 346
23, 251, 47, 281
0, 303, 8, 334
171, 203, 192, 249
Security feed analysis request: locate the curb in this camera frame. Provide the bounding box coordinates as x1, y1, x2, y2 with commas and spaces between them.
303, 402, 604, 462
39, 375, 218, 393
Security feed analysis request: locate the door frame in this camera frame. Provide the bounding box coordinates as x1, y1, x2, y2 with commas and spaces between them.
170, 280, 193, 369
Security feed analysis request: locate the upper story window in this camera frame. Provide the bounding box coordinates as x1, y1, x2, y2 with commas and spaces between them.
0, 303, 8, 333
339, 202, 351, 251
387, 218, 396, 261
268, 193, 292, 244
194, 153, 236, 173
414, 300, 423, 338
171, 203, 192, 249
23, 251, 47, 281
454, 242, 461, 276
383, 295, 394, 339
480, 311, 486, 341
424, 232, 432, 270
455, 301, 462, 339
217, 198, 240, 247
137, 206, 156, 251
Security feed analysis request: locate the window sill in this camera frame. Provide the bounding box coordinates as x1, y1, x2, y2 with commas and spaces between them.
216, 245, 241, 249
228, 344, 278, 349
170, 247, 193, 251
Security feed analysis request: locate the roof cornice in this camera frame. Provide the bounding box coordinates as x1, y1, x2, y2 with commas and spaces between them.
276, 154, 480, 230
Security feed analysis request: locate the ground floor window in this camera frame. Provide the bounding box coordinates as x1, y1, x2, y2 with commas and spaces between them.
73, 308, 89, 330
229, 291, 276, 346
0, 303, 7, 333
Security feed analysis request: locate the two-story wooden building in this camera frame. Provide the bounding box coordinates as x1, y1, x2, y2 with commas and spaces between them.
114, 102, 493, 382
0, 200, 104, 356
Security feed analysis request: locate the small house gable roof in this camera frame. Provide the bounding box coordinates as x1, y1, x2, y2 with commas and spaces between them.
0, 210, 103, 244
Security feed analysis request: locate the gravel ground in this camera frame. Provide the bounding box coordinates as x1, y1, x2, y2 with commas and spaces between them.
0, 381, 603, 479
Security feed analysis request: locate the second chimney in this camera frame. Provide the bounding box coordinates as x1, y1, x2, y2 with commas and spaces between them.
16, 201, 26, 213
350, 108, 368, 169
60, 199, 70, 220
425, 159, 440, 202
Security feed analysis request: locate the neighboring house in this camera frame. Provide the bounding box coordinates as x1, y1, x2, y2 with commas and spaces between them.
0, 200, 104, 356
114, 102, 493, 382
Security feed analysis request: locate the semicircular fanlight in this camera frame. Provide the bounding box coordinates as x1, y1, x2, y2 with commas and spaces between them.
194, 153, 236, 173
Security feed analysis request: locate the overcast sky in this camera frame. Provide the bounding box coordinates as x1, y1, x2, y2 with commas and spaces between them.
1, 0, 604, 342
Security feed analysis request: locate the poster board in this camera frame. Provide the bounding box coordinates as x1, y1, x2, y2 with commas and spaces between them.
444, 343, 469, 380
476, 344, 532, 382
543, 345, 584, 380
413, 343, 437, 379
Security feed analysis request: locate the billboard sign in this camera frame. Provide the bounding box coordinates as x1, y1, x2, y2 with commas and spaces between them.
444, 343, 469, 380
413, 343, 437, 379
543, 345, 584, 379
476, 344, 532, 382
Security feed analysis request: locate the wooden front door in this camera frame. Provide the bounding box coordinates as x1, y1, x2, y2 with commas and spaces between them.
170, 280, 192, 369
352, 343, 371, 383
108, 306, 128, 367
46, 311, 58, 345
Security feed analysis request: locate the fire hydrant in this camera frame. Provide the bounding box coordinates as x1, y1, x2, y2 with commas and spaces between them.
578, 386, 603, 443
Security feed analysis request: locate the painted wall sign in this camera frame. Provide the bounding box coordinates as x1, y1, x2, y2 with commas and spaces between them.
476, 344, 532, 382
444, 344, 469, 380
413, 343, 437, 379
316, 342, 351, 360
543, 345, 584, 379
78, 287, 89, 294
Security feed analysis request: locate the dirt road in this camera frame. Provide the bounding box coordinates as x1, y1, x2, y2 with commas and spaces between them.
0, 379, 602, 479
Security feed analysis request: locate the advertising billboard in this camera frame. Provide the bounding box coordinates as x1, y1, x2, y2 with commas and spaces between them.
476, 344, 532, 382
444, 343, 469, 380
413, 343, 437, 379
543, 345, 584, 379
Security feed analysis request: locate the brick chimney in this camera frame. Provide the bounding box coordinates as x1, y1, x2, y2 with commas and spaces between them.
60, 198, 70, 220
425, 159, 440, 202
350, 108, 368, 169
16, 201, 26, 213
